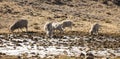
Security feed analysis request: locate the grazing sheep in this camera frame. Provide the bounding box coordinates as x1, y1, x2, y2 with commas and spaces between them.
52, 22, 63, 33
61, 20, 73, 29
9, 19, 28, 32
89, 23, 100, 35
44, 22, 64, 38
80, 53, 86, 59
44, 22, 53, 38
86, 53, 94, 59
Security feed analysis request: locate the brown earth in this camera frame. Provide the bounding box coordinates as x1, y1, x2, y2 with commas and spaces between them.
0, 0, 120, 37
0, 0, 120, 59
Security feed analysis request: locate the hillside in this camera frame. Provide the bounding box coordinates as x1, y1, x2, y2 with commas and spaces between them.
0, 0, 120, 59
0, 0, 120, 36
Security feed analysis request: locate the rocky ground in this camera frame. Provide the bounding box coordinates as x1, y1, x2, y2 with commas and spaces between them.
0, 32, 119, 59
0, 0, 120, 34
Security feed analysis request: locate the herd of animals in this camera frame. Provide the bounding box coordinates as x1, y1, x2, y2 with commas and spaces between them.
9, 19, 100, 38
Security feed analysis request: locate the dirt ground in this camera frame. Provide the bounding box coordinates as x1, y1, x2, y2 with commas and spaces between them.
0, 0, 120, 59
0, 0, 120, 36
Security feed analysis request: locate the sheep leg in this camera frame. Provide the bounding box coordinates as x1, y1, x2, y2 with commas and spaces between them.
89, 28, 92, 35
46, 31, 49, 37
25, 27, 28, 32
61, 30, 64, 34
96, 31, 99, 35
20, 28, 23, 32
59, 27, 64, 35
70, 25, 72, 31
17, 28, 22, 32
17, 29, 19, 32
47, 31, 53, 38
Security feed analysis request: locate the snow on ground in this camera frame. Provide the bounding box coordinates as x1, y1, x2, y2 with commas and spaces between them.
0, 34, 119, 58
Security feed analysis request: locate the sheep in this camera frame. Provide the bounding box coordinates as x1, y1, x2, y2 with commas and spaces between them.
44, 22, 53, 38
44, 22, 64, 38
9, 19, 28, 32
89, 23, 100, 35
61, 20, 73, 30
86, 53, 94, 59
52, 22, 63, 33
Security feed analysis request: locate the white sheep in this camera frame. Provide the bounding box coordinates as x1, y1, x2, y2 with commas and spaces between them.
89, 23, 100, 35
52, 22, 63, 32
9, 19, 28, 32
44, 21, 64, 38
61, 20, 73, 30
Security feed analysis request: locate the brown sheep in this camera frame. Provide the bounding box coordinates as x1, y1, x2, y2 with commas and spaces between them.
9, 19, 28, 32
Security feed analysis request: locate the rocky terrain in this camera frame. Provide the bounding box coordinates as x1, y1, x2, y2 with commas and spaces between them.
0, 0, 119, 59
0, 33, 119, 59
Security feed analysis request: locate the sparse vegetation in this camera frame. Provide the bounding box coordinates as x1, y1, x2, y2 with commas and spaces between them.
0, 0, 119, 35
0, 0, 120, 59
105, 19, 112, 23
34, 25, 40, 30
